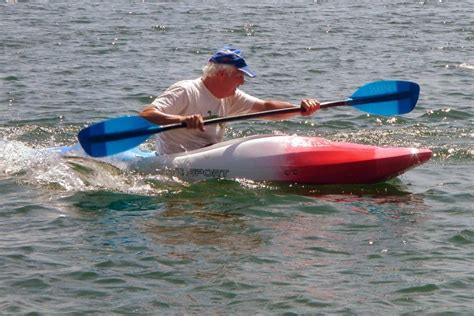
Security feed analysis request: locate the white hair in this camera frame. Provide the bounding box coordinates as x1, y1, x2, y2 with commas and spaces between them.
202, 63, 237, 78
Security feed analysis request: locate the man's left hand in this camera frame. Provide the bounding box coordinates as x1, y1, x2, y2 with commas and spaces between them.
300, 99, 320, 116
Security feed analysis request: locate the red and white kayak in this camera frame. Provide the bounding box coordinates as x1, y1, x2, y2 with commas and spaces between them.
56, 134, 432, 184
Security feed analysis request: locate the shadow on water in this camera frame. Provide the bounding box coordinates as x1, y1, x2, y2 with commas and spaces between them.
278, 180, 411, 197
59, 191, 161, 213
55, 176, 422, 215
57, 187, 266, 253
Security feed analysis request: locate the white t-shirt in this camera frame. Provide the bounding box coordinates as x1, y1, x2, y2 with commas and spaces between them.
152, 78, 261, 154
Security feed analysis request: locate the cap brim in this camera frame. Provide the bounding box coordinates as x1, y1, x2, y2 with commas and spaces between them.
238, 66, 256, 78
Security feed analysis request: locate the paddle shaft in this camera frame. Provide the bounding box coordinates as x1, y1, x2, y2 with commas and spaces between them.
86, 100, 344, 142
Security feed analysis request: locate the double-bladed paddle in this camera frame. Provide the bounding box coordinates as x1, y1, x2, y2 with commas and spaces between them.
78, 80, 420, 157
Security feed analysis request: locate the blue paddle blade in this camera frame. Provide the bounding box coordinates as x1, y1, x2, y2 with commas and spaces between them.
349, 80, 420, 116
78, 116, 158, 157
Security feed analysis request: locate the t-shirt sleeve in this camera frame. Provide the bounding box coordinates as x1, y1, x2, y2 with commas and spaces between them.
227, 89, 262, 116
151, 83, 189, 115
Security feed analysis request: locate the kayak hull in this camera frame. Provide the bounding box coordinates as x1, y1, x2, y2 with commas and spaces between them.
56, 135, 432, 184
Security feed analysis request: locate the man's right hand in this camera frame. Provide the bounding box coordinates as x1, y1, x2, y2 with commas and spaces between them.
182, 114, 205, 132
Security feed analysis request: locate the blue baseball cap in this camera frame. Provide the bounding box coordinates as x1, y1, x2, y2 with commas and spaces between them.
209, 48, 256, 78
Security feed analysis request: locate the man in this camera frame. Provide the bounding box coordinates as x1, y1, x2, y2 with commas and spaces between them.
140, 47, 320, 154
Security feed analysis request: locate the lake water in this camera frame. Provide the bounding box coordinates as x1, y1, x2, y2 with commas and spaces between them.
1, 0, 473, 314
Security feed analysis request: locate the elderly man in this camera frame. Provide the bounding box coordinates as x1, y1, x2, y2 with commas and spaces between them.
140, 47, 319, 154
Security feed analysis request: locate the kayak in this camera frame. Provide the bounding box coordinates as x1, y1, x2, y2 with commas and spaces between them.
54, 134, 432, 184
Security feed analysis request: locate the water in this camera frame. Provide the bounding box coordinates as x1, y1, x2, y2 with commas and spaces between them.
1, 0, 473, 314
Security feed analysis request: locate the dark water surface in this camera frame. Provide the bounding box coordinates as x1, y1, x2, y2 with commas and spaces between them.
1, 0, 473, 314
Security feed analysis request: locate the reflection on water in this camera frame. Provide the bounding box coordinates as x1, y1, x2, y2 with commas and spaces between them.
143, 212, 264, 251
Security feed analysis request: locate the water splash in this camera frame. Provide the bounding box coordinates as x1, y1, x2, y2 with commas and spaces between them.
0, 139, 168, 195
